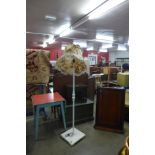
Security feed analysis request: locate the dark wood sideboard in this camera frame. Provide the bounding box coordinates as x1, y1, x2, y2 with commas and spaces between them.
94, 87, 125, 133
65, 84, 87, 103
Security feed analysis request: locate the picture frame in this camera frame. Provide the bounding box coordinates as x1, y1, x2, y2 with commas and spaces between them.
88, 54, 97, 65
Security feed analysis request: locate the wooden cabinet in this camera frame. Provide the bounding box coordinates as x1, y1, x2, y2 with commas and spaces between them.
94, 87, 125, 133
65, 99, 94, 126
65, 84, 87, 104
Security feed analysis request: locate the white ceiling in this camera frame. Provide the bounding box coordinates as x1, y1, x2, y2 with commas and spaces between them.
26, 0, 129, 50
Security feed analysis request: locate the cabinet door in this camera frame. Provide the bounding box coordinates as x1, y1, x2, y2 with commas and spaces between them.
95, 87, 125, 133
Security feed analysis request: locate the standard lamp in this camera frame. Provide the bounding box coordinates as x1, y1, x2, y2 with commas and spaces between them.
56, 44, 87, 146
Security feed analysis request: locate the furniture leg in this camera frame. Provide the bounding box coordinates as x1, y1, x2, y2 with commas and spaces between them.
39, 84, 48, 119
35, 106, 40, 140
33, 106, 36, 126
60, 102, 66, 130
54, 107, 57, 118
58, 107, 61, 118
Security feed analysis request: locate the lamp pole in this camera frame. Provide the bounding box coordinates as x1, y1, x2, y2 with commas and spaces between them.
72, 68, 75, 134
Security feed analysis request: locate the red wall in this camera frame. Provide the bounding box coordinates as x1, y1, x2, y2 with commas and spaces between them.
27, 45, 109, 63
50, 48, 63, 60
83, 50, 109, 63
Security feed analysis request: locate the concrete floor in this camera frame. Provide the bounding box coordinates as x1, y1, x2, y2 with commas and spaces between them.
27, 118, 129, 155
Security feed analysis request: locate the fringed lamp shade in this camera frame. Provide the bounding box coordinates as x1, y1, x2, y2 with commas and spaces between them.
56, 44, 87, 76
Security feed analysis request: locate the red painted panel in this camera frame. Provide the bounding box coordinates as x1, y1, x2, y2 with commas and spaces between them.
83, 50, 109, 63
31, 92, 65, 105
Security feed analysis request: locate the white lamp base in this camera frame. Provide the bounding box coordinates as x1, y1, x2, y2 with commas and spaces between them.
61, 128, 86, 146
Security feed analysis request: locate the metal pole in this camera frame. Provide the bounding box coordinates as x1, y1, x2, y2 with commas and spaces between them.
72, 68, 75, 134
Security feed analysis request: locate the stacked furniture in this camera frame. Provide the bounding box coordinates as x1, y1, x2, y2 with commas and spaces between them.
102, 66, 119, 81
91, 73, 104, 87
90, 66, 102, 75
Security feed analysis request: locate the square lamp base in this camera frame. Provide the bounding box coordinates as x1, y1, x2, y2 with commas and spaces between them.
61, 128, 85, 146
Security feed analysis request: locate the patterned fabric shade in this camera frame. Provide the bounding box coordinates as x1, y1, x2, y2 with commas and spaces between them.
26, 49, 50, 84
56, 44, 87, 76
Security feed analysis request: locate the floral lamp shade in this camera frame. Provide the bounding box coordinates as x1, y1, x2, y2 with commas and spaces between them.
56, 44, 87, 76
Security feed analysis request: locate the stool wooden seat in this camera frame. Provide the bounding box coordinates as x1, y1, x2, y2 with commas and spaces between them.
31, 92, 67, 140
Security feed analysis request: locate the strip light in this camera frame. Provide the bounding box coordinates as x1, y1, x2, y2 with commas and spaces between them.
117, 44, 127, 51
55, 23, 71, 35
56, 0, 127, 39
89, 0, 127, 20
96, 33, 114, 43
99, 43, 113, 52
42, 42, 47, 48
46, 35, 55, 44
45, 15, 56, 21
80, 0, 107, 14
87, 47, 94, 51
99, 48, 108, 52
59, 28, 73, 37
54, 0, 127, 40
102, 43, 113, 49
73, 40, 87, 48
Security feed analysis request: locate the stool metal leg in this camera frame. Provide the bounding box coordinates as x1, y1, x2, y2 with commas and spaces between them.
56, 107, 60, 118
35, 106, 40, 140
60, 102, 66, 130
33, 106, 36, 126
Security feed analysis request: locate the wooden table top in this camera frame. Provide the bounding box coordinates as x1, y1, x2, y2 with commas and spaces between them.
31, 92, 65, 105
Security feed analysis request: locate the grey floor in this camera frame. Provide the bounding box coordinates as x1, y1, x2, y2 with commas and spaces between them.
26, 117, 129, 155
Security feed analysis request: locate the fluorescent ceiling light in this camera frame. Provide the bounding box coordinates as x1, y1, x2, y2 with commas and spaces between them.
87, 47, 94, 51
96, 34, 114, 41
94, 39, 110, 43
99, 48, 108, 52
26, 31, 54, 36
61, 46, 65, 50
99, 44, 112, 52
71, 17, 88, 29
47, 38, 55, 44
100, 43, 113, 49
59, 28, 73, 37
48, 39, 55, 44
96, 34, 114, 43
80, 0, 106, 14
73, 40, 87, 48
117, 44, 127, 51
46, 35, 55, 44
89, 0, 127, 20
55, 23, 71, 35
45, 15, 56, 21
42, 42, 47, 48
61, 44, 67, 50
